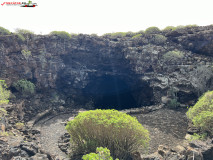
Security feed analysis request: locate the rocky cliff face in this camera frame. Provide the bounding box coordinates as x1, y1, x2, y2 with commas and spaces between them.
1, 26, 213, 111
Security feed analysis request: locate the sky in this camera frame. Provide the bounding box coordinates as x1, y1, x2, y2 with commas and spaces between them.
0, 0, 213, 35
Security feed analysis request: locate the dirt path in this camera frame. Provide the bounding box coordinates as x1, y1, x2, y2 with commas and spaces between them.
34, 108, 188, 157
34, 113, 76, 159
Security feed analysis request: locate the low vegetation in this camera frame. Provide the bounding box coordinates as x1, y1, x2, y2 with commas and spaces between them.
163, 50, 184, 62
167, 87, 180, 108
50, 31, 72, 39
145, 26, 160, 34
153, 34, 167, 44
21, 50, 31, 60
185, 24, 198, 28
15, 123, 25, 130
125, 31, 137, 37
103, 32, 127, 38
0, 26, 11, 35
187, 90, 213, 137
21, 49, 32, 60
162, 26, 176, 32
0, 80, 10, 105
162, 24, 198, 32
15, 28, 34, 35
82, 147, 119, 160
131, 34, 142, 39
13, 79, 35, 95
189, 133, 208, 141
15, 29, 34, 42
16, 33, 26, 42
0, 80, 10, 135
66, 109, 149, 160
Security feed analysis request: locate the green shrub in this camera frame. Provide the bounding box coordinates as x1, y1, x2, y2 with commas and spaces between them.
132, 34, 142, 39
110, 32, 126, 38
174, 25, 185, 32
66, 109, 149, 160
185, 24, 198, 28
0, 80, 10, 105
15, 122, 25, 130
145, 26, 160, 34
15, 29, 33, 42
0, 26, 11, 35
153, 34, 167, 44
21, 49, 31, 60
13, 80, 35, 95
126, 31, 136, 37
167, 87, 180, 108
16, 33, 26, 42
163, 50, 184, 62
82, 147, 119, 160
187, 91, 213, 136
189, 133, 208, 141
50, 31, 71, 39
163, 26, 176, 31
103, 32, 127, 38
15, 28, 34, 35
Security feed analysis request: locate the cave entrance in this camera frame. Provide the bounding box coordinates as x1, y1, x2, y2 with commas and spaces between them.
83, 75, 154, 110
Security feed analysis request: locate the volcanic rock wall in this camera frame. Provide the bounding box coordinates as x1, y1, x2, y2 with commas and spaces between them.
1, 26, 213, 110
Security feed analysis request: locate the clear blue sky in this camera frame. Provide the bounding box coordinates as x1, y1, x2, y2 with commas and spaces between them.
1, 0, 213, 35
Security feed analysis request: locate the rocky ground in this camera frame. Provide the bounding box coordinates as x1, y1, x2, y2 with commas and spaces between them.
135, 108, 188, 153
0, 105, 213, 160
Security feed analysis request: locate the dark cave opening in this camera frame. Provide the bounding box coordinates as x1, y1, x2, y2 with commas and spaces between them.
83, 75, 154, 110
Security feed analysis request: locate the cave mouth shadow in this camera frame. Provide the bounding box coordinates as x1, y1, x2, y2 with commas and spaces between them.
83, 75, 154, 110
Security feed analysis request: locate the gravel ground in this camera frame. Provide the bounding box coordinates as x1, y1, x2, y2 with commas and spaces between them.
134, 108, 188, 153
34, 108, 188, 157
